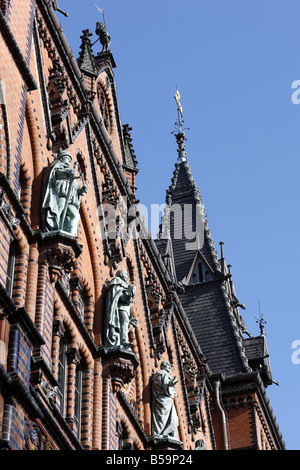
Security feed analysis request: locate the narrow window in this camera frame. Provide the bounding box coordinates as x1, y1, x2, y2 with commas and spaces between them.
198, 262, 203, 283
74, 363, 82, 439
6, 243, 15, 296
57, 335, 67, 415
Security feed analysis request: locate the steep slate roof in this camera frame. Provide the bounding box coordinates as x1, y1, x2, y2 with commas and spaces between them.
155, 131, 250, 376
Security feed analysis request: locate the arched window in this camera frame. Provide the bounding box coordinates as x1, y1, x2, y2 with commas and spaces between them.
52, 321, 88, 442
198, 262, 203, 283
189, 260, 211, 285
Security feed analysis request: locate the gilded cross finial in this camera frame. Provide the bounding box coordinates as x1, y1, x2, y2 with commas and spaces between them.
174, 86, 183, 133
172, 87, 188, 163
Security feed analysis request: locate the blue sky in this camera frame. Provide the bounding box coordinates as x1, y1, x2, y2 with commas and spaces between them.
58, 0, 300, 450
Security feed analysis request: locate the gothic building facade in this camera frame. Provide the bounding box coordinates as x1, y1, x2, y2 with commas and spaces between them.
0, 0, 285, 451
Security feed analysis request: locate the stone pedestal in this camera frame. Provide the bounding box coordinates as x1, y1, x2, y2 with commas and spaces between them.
38, 231, 82, 283
99, 346, 139, 393
148, 435, 184, 451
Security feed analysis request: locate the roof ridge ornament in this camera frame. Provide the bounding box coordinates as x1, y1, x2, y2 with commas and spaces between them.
256, 301, 267, 336
172, 86, 189, 163
174, 86, 183, 133
94, 5, 111, 52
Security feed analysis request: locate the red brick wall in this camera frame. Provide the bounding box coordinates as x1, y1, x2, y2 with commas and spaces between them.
0, 2, 283, 451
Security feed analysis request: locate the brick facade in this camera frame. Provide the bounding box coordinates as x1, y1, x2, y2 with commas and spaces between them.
0, 0, 285, 452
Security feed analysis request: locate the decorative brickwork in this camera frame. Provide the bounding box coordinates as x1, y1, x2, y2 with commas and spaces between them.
0, 0, 285, 452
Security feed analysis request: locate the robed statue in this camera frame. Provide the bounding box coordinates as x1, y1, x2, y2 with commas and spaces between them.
151, 361, 179, 439
104, 270, 138, 349
41, 150, 88, 236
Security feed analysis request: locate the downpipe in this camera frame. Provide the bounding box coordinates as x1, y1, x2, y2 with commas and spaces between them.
214, 379, 229, 450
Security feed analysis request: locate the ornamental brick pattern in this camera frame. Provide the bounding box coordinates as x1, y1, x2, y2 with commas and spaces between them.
0, 0, 285, 452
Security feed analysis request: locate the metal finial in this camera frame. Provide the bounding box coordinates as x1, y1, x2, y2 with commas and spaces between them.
173, 86, 190, 137
172, 87, 190, 162
174, 86, 183, 133
256, 301, 267, 335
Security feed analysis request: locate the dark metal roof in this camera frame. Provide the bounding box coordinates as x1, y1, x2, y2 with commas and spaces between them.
156, 149, 251, 376
178, 282, 247, 376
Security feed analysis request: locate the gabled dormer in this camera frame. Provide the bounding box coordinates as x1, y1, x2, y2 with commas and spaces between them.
185, 250, 215, 285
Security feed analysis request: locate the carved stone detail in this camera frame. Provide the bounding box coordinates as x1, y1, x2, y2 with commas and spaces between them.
101, 347, 139, 394
0, 188, 20, 229
38, 234, 82, 283
24, 419, 44, 451
36, 13, 94, 152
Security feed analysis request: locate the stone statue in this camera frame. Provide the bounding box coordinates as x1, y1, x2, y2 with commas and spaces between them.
118, 284, 138, 348
41, 150, 87, 236
151, 361, 179, 439
104, 270, 137, 349
95, 22, 111, 52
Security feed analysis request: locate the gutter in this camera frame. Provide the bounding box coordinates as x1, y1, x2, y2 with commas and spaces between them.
212, 374, 229, 450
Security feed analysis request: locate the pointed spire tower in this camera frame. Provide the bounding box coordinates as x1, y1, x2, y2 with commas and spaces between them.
156, 89, 252, 376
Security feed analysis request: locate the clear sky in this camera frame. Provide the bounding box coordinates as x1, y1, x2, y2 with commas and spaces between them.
58, 0, 300, 450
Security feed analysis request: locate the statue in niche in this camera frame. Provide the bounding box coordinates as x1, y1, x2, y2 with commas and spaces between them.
151, 361, 179, 439
104, 270, 138, 350
41, 150, 87, 236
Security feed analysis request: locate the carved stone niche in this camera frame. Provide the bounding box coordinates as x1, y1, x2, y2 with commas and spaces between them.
38, 232, 82, 283
100, 346, 139, 394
